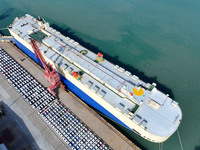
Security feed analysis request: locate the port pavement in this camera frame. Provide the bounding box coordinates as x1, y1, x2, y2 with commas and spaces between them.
0, 42, 140, 150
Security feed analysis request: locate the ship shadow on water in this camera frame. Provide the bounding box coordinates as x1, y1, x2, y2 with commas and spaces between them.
0, 8, 15, 35
51, 24, 174, 99
195, 146, 200, 150
0, 8, 15, 21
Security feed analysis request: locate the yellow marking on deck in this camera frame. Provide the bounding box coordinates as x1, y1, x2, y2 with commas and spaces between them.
133, 87, 144, 96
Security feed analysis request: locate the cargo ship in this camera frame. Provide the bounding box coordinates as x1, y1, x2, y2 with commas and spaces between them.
8, 14, 182, 143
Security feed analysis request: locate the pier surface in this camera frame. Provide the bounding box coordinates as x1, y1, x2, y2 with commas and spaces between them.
0, 41, 140, 150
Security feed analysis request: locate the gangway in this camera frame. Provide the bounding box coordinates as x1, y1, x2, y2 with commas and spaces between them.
30, 39, 63, 97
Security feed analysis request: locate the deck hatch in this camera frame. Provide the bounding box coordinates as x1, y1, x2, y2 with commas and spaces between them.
133, 114, 142, 124
66, 67, 73, 73
91, 85, 100, 93
85, 81, 93, 88
141, 119, 148, 129
97, 90, 106, 97
119, 103, 125, 107
117, 103, 125, 111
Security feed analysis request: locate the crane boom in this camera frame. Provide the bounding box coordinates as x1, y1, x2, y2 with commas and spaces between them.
30, 39, 62, 97
30, 39, 49, 71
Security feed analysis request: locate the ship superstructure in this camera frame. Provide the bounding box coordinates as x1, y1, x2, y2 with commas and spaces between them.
8, 14, 182, 143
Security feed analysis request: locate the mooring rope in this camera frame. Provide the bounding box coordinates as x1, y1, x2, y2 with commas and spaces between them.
177, 129, 184, 150
0, 28, 7, 30
158, 142, 163, 150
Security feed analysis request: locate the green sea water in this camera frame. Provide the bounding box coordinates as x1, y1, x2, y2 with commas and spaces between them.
1, 0, 200, 150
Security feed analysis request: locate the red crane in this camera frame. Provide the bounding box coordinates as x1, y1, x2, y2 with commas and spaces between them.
30, 39, 62, 97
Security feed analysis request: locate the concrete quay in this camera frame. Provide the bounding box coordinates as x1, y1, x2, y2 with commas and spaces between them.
0, 41, 141, 150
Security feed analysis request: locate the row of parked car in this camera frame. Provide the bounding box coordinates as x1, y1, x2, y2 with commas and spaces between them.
0, 48, 55, 110
40, 101, 110, 150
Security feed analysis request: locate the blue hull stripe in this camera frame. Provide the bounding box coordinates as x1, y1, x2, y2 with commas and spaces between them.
14, 38, 131, 130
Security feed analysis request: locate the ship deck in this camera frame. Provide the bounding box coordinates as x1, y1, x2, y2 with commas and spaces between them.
8, 14, 182, 142
0, 42, 140, 150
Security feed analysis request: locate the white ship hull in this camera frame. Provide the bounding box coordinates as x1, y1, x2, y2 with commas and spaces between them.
8, 14, 182, 143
